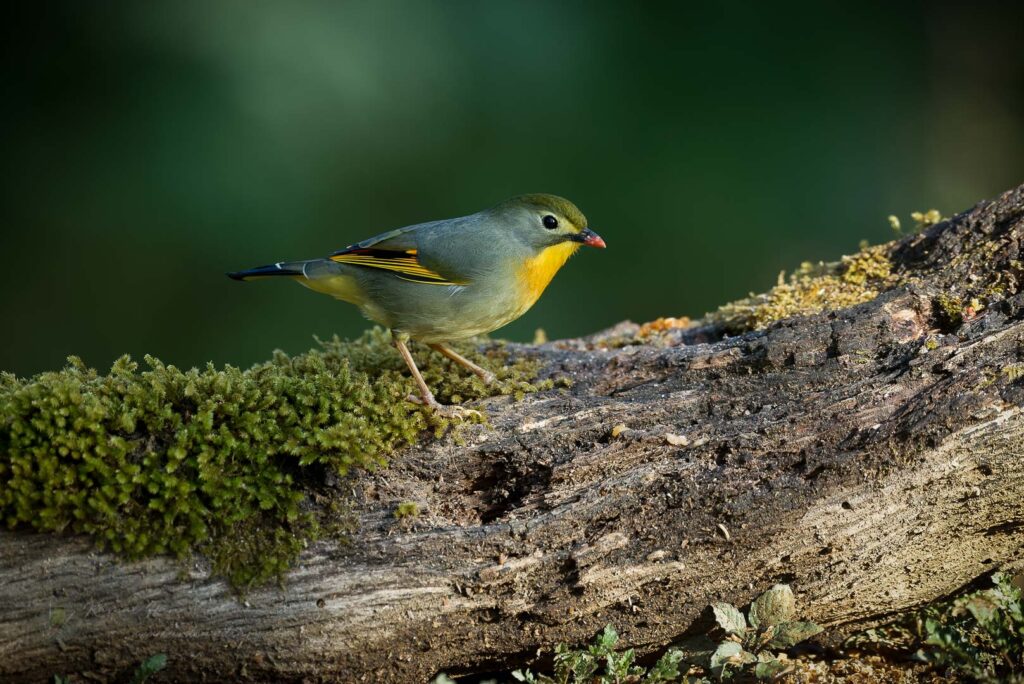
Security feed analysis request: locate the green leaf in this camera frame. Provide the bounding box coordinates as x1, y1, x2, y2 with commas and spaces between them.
710, 641, 743, 670
647, 649, 684, 682
712, 602, 748, 635
964, 595, 999, 626
594, 624, 619, 653
710, 641, 756, 678
604, 646, 637, 678
754, 658, 788, 680
749, 585, 796, 628
430, 675, 457, 684
765, 621, 822, 649
129, 653, 167, 684
673, 633, 718, 667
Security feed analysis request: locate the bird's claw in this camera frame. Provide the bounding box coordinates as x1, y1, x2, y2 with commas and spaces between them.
437, 404, 483, 420
406, 394, 482, 420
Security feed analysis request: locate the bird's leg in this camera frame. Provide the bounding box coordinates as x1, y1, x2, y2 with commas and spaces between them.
391, 331, 481, 419
428, 343, 497, 385
392, 333, 437, 406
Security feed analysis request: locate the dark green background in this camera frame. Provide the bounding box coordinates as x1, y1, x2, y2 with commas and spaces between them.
3, 1, 1022, 377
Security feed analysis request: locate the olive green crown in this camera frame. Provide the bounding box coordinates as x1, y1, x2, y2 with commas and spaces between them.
496, 193, 588, 230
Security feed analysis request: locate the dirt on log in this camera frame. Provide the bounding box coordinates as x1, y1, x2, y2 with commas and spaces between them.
3, 184, 1024, 683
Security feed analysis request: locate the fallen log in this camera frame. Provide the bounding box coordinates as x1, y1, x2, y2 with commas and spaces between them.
2, 184, 1024, 682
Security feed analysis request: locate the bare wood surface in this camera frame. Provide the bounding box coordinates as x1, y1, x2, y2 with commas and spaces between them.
3, 185, 1024, 682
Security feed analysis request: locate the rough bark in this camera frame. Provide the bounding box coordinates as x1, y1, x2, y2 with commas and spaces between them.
3, 185, 1024, 683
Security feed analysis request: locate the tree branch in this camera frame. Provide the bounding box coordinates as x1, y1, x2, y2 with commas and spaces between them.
3, 184, 1024, 682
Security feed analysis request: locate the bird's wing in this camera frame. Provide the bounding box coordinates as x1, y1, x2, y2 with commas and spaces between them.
329, 220, 467, 285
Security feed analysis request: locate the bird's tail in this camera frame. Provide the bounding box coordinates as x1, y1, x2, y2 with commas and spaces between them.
227, 260, 313, 281
228, 258, 364, 304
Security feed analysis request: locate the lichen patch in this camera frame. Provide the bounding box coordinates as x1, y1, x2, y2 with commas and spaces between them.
703, 242, 899, 333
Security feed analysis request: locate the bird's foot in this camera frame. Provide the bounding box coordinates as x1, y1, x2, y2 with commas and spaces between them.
476, 369, 497, 386
406, 394, 483, 420
434, 404, 484, 420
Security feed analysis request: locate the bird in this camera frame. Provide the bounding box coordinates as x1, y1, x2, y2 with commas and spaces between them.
228, 194, 605, 417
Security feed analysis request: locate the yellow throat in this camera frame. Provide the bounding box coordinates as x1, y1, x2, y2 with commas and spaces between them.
517, 241, 580, 306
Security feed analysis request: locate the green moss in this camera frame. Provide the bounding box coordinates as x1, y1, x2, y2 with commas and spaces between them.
1003, 364, 1024, 382
911, 209, 945, 229
0, 328, 547, 590
394, 501, 420, 519
702, 242, 899, 333
934, 293, 964, 330
889, 209, 946, 236
49, 607, 66, 628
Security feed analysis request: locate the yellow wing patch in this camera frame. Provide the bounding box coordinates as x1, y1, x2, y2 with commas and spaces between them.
330, 249, 463, 285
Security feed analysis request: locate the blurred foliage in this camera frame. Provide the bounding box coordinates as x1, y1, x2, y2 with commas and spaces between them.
55, 652, 167, 684
511, 625, 685, 684
848, 572, 1024, 683
0, 329, 545, 589
2, 1, 1023, 375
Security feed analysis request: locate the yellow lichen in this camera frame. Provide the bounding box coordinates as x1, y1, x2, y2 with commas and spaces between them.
701, 242, 899, 333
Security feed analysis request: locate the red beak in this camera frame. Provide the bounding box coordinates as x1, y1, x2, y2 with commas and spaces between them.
579, 228, 606, 248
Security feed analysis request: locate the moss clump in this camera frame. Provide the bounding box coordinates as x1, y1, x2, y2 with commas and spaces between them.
393, 501, 420, 519
889, 208, 946, 235
702, 242, 899, 333
0, 328, 547, 590
934, 293, 965, 330
1003, 364, 1024, 382
911, 209, 945, 229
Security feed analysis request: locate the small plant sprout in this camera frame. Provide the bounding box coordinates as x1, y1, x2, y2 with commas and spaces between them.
512, 625, 686, 683
129, 654, 168, 684
686, 584, 823, 681
509, 587, 821, 683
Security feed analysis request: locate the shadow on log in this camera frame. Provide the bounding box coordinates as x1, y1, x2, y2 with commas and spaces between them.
3, 184, 1024, 682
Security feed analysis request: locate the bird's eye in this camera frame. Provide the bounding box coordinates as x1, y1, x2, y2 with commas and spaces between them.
542, 215, 558, 230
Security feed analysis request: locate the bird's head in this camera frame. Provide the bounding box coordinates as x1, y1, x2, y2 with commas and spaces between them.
492, 194, 606, 253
